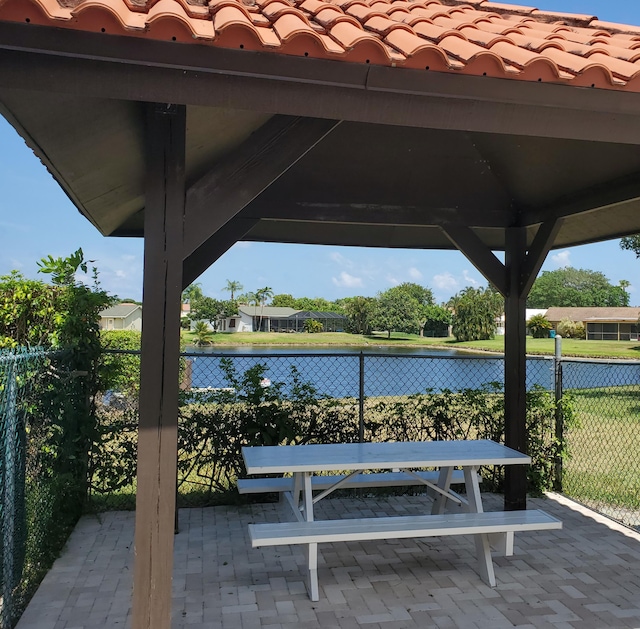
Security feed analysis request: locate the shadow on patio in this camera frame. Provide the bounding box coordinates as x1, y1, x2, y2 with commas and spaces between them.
16, 493, 640, 629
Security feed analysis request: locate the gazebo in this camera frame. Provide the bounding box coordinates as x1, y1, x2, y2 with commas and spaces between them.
1, 0, 640, 626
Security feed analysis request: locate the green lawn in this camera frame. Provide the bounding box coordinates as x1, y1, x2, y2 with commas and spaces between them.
183, 330, 640, 359
563, 385, 640, 514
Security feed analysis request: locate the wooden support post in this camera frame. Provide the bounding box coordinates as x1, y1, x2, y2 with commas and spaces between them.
132, 103, 186, 629
504, 226, 527, 511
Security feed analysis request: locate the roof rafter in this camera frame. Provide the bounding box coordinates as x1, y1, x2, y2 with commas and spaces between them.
183, 115, 340, 258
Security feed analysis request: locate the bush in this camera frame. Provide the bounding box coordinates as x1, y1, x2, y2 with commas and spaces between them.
303, 319, 323, 333
92, 360, 572, 502
527, 314, 552, 338
557, 318, 585, 339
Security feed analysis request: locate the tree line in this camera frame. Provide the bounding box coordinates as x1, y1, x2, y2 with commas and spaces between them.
180, 265, 633, 343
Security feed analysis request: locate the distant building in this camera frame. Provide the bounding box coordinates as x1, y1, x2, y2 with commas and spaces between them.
545, 307, 640, 341
99, 303, 142, 331
495, 309, 547, 336
218, 306, 347, 333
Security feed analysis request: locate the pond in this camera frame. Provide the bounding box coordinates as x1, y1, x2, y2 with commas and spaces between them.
184, 346, 557, 397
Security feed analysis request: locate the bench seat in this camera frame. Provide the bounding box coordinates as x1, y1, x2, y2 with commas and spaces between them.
238, 469, 469, 494
249, 509, 562, 599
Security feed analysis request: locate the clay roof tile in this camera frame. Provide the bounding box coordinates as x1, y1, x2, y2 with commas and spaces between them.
3, 0, 640, 92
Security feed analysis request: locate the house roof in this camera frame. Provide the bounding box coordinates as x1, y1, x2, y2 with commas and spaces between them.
238, 305, 299, 317
545, 307, 640, 322
2, 0, 640, 93
287, 310, 347, 319
99, 303, 142, 318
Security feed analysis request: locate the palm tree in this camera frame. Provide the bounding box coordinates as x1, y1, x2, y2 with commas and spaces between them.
223, 280, 243, 301
182, 283, 203, 305
255, 286, 274, 332
192, 321, 213, 346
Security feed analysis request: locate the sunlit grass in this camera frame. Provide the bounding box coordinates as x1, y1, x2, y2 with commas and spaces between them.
182, 330, 640, 360
563, 385, 640, 514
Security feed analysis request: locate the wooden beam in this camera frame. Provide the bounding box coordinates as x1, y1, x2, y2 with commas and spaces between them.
503, 227, 527, 512
3, 26, 640, 144
133, 103, 186, 629
244, 201, 509, 228
183, 116, 340, 259
182, 217, 259, 288
440, 225, 507, 295
525, 172, 640, 225
520, 218, 562, 296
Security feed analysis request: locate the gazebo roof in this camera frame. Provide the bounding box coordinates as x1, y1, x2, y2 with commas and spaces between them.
1, 0, 640, 259
2, 0, 640, 90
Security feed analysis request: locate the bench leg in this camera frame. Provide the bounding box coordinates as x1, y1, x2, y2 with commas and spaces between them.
305, 543, 319, 601
474, 533, 496, 587
488, 531, 514, 556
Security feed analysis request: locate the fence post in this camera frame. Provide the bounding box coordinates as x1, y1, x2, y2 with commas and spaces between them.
553, 335, 563, 492
358, 352, 365, 443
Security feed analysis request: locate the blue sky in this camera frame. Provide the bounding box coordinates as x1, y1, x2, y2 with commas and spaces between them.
1, 0, 639, 306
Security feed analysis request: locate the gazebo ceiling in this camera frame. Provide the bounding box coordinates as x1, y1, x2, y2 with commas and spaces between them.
1, 0, 640, 253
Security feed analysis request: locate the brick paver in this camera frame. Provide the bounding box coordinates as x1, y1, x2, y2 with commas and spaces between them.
15, 493, 640, 628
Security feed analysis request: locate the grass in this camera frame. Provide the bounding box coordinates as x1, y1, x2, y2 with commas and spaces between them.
563, 385, 640, 518
182, 330, 640, 359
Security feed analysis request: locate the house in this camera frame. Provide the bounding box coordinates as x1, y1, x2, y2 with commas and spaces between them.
99, 303, 142, 331
545, 307, 640, 341
495, 309, 547, 336
218, 306, 347, 333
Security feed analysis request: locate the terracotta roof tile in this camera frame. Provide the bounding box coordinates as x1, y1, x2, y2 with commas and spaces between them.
2, 0, 640, 92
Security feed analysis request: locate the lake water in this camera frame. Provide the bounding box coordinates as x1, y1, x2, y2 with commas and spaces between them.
184, 346, 559, 397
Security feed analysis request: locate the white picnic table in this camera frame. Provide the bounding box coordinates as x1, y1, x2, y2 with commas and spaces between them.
241, 440, 561, 600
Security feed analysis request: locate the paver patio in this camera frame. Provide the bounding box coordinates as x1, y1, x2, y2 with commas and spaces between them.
16, 492, 640, 629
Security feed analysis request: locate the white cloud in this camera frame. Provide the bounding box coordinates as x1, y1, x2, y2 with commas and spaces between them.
233, 241, 252, 249
551, 250, 571, 267
433, 272, 458, 292
332, 271, 363, 288
385, 274, 400, 286
408, 267, 423, 280
462, 270, 480, 286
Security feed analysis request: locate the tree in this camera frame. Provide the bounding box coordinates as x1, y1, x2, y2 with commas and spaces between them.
340, 296, 375, 334
190, 296, 224, 330
271, 293, 296, 308
182, 283, 203, 305
449, 287, 503, 342
620, 235, 640, 258
255, 286, 274, 331
371, 289, 422, 338
223, 280, 243, 301
527, 267, 630, 307
422, 305, 452, 337
388, 282, 434, 307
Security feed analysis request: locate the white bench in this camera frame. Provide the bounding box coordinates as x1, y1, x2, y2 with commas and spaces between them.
249, 509, 562, 600
237, 469, 470, 494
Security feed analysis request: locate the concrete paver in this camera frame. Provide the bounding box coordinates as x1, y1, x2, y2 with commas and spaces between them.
15, 493, 640, 628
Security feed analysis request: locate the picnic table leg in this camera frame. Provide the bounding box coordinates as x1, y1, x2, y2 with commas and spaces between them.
463, 465, 497, 586
302, 472, 320, 601
431, 466, 453, 515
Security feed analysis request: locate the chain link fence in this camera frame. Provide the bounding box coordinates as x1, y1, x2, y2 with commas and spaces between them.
560, 357, 640, 530
6, 346, 638, 628
0, 347, 93, 629
92, 350, 558, 510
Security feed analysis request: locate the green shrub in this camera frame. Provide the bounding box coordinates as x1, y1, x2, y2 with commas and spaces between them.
527, 314, 552, 338
303, 319, 323, 333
